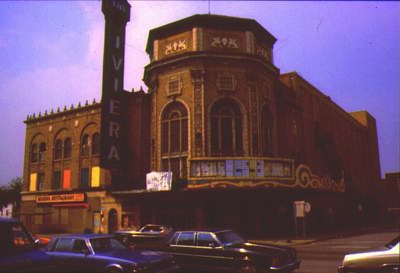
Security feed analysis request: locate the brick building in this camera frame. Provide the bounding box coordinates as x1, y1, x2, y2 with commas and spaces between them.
20, 13, 383, 236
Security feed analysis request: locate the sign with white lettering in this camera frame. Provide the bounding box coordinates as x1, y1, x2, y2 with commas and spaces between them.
146, 172, 173, 191
36, 193, 85, 204
100, 0, 131, 180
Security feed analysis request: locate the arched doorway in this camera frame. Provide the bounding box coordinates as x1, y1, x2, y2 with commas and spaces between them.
108, 209, 118, 234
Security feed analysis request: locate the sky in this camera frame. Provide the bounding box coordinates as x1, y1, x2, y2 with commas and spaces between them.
0, 1, 399, 185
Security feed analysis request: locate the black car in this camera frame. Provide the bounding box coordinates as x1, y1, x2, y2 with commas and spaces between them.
0, 218, 53, 273
137, 229, 300, 273
44, 233, 179, 273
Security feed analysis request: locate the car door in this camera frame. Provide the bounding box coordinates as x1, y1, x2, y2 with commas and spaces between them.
195, 232, 235, 272
49, 238, 76, 272
168, 232, 198, 268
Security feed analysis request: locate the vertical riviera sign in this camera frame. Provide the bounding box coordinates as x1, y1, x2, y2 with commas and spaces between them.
100, 0, 130, 183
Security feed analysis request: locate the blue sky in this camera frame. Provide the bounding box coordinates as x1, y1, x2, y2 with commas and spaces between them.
0, 1, 399, 185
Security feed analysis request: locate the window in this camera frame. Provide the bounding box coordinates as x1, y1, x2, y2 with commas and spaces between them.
167, 77, 181, 96
37, 173, 45, 191
80, 168, 89, 188
197, 233, 219, 247
54, 238, 73, 252
211, 98, 243, 156
53, 171, 61, 189
161, 102, 188, 180
92, 133, 100, 155
64, 138, 72, 158
217, 74, 236, 91
31, 143, 38, 163
81, 134, 89, 156
54, 139, 62, 160
176, 232, 195, 246
38, 142, 46, 162
72, 240, 88, 254
261, 105, 273, 156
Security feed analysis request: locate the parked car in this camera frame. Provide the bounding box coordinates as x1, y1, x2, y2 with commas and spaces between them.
136, 228, 300, 273
44, 233, 178, 273
338, 236, 400, 273
114, 224, 174, 248
0, 217, 54, 273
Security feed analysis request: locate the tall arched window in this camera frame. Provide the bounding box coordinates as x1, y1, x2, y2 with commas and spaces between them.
92, 133, 100, 155
64, 138, 72, 158
54, 139, 62, 160
161, 102, 188, 179
31, 143, 38, 163
211, 98, 243, 156
38, 142, 46, 162
261, 105, 273, 156
81, 134, 89, 156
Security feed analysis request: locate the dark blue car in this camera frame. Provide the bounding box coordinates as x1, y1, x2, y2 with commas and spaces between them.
45, 234, 178, 273
0, 218, 53, 273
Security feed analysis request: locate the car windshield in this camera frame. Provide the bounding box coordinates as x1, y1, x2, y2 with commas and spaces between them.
215, 230, 246, 246
90, 237, 126, 252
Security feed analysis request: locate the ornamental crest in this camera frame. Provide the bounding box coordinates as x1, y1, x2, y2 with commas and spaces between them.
211, 37, 239, 48
165, 39, 187, 54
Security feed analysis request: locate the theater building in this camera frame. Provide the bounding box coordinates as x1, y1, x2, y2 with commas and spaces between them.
20, 9, 383, 236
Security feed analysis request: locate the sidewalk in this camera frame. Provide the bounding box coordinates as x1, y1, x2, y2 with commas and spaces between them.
248, 224, 398, 246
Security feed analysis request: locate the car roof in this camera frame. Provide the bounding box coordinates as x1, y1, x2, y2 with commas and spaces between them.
175, 228, 234, 234
50, 234, 112, 239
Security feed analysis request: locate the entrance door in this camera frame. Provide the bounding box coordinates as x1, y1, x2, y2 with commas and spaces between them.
108, 209, 118, 234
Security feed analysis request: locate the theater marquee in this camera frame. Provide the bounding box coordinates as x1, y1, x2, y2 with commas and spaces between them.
36, 193, 85, 204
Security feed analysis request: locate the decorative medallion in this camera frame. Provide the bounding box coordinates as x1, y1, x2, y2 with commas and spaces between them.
211, 37, 239, 48
165, 39, 187, 54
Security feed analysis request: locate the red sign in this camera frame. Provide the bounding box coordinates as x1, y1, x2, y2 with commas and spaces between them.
36, 193, 85, 204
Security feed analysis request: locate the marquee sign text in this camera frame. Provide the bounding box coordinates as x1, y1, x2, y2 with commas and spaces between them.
36, 193, 85, 204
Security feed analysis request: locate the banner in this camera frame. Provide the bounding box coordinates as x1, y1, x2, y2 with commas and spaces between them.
146, 172, 172, 191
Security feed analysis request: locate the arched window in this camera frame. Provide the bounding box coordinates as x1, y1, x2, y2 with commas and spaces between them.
161, 102, 188, 179
261, 105, 273, 156
64, 138, 72, 158
81, 134, 89, 156
38, 142, 46, 162
54, 139, 62, 160
91, 133, 100, 155
31, 143, 38, 163
211, 98, 243, 156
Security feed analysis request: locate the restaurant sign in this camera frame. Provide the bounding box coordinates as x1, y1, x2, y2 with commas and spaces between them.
36, 193, 85, 204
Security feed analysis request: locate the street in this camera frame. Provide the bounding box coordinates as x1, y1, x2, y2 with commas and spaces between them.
295, 227, 399, 273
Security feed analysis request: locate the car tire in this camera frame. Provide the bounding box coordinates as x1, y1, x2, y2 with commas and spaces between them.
237, 262, 256, 273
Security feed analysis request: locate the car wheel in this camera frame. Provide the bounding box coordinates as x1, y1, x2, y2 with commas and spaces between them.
237, 262, 256, 273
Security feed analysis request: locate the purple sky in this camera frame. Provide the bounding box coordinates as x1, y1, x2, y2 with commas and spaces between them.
0, 1, 398, 185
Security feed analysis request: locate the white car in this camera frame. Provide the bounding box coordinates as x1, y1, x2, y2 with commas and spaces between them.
338, 237, 400, 273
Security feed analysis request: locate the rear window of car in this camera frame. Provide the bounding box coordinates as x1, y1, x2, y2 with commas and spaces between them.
176, 232, 195, 246
54, 238, 74, 252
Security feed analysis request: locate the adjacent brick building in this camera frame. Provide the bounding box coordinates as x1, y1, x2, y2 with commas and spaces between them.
20, 13, 383, 236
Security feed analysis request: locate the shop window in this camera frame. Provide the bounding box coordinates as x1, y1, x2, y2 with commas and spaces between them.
81, 134, 89, 156
38, 142, 46, 162
64, 138, 72, 158
34, 208, 43, 225
60, 208, 68, 225
51, 208, 60, 224
92, 133, 100, 155
31, 143, 38, 163
211, 98, 243, 156
53, 171, 61, 190
54, 139, 62, 160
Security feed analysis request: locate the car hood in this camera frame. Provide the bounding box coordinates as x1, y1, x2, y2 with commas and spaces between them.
226, 242, 294, 256
97, 249, 171, 264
